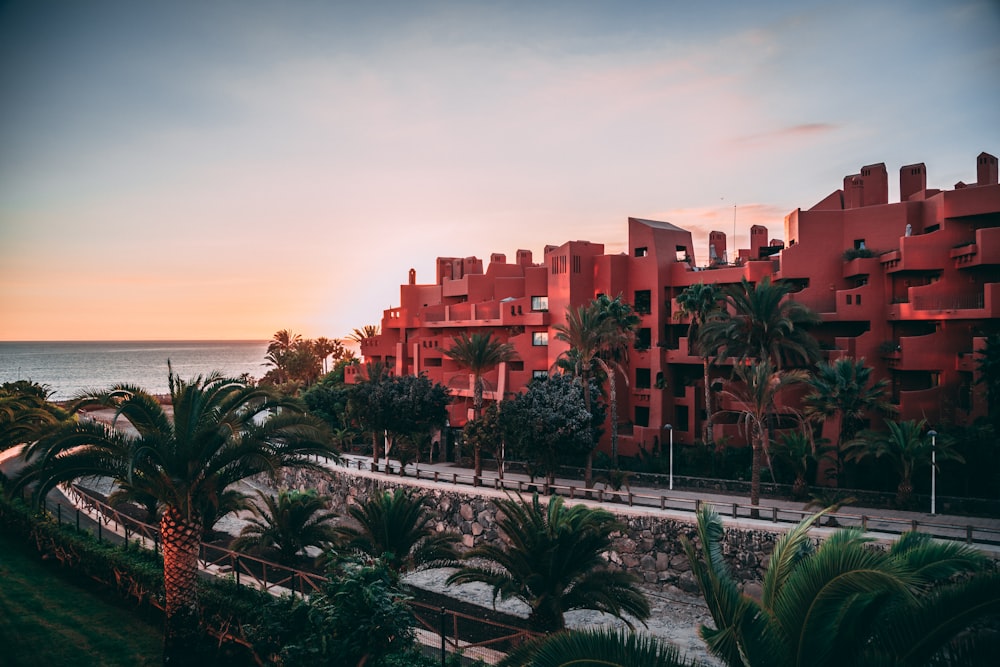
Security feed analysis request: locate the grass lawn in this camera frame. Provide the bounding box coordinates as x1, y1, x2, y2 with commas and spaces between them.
0, 531, 163, 666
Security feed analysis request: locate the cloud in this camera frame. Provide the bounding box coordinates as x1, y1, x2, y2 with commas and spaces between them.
731, 123, 840, 147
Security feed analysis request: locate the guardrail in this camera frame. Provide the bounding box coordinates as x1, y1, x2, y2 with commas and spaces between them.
349, 459, 1000, 548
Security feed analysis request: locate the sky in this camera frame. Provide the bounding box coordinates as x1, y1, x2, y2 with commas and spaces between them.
1, 0, 998, 342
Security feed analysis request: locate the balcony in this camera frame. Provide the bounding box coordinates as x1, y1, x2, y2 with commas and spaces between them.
951, 227, 1000, 269
842, 256, 880, 279
880, 233, 943, 274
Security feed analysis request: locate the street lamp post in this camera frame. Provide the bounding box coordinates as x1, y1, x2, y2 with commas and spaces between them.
928, 429, 937, 515
664, 424, 674, 490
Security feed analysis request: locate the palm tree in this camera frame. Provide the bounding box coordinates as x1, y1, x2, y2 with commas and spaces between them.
312, 337, 344, 375
446, 493, 650, 633
845, 419, 964, 508
332, 488, 459, 575
803, 357, 893, 484
500, 627, 708, 667
771, 430, 834, 500
13, 366, 335, 663
347, 325, 380, 344
554, 299, 631, 485
265, 329, 303, 384
593, 294, 639, 466
232, 488, 338, 566
0, 380, 68, 452
719, 361, 809, 511
699, 277, 820, 369
675, 282, 725, 445
444, 331, 518, 476
681, 504, 997, 667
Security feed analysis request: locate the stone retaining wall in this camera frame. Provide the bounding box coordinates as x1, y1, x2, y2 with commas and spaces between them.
280, 466, 785, 594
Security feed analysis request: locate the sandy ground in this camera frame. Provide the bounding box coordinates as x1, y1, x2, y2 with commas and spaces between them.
403, 567, 722, 665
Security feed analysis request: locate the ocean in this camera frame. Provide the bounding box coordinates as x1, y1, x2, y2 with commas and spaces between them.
0, 341, 271, 400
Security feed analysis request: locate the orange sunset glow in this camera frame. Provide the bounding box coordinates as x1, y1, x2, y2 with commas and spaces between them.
1, 1, 998, 342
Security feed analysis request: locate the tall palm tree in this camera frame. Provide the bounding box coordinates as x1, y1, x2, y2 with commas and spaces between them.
681, 504, 997, 667
845, 419, 964, 508
446, 493, 650, 633
675, 282, 725, 445
13, 367, 335, 663
264, 329, 303, 384
312, 337, 344, 375
332, 488, 459, 575
719, 361, 808, 510
500, 627, 708, 667
771, 430, 834, 500
554, 300, 629, 485
699, 277, 820, 369
444, 331, 518, 476
232, 488, 338, 566
593, 294, 639, 466
803, 357, 893, 484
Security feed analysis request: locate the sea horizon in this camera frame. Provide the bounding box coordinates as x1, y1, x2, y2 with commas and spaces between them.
0, 340, 271, 400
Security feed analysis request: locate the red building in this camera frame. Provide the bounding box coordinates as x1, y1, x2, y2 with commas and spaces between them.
349, 152, 999, 459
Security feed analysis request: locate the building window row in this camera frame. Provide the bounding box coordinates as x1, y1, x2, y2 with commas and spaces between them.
551, 255, 567, 274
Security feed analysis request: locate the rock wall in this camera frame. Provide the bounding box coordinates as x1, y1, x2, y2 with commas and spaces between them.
280, 466, 786, 593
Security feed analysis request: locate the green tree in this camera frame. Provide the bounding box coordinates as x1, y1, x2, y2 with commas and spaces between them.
699, 277, 820, 369
312, 336, 345, 375
501, 374, 596, 486
803, 357, 893, 484
332, 488, 459, 575
444, 331, 518, 476
681, 504, 998, 667
719, 361, 808, 511
845, 419, 964, 508
501, 627, 707, 667
348, 325, 381, 344
252, 559, 418, 667
263, 329, 303, 385
347, 361, 391, 464
0, 380, 69, 452
377, 374, 450, 470
675, 282, 725, 445
13, 367, 335, 663
447, 493, 650, 633
232, 488, 338, 566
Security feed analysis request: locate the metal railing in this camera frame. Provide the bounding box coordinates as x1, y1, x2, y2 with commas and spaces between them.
351, 459, 1000, 548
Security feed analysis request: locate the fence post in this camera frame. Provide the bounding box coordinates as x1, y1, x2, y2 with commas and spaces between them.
967, 526, 973, 544
695, 499, 701, 512
57, 503, 61, 525
732, 503, 737, 518
98, 522, 102, 542
862, 515, 868, 531
440, 607, 447, 666
912, 519, 918, 532
569, 486, 575, 500
772, 507, 777, 523
235, 555, 241, 587
628, 492, 634, 507
76, 508, 80, 531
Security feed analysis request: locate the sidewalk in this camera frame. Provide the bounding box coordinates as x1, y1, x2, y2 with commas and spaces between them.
331, 453, 1000, 553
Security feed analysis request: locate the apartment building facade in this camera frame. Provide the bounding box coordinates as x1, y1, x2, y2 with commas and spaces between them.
348, 152, 999, 459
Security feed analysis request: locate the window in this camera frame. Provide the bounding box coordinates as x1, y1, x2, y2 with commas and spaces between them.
532, 331, 548, 346
509, 360, 524, 371
635, 368, 651, 389
634, 246, 648, 257
854, 239, 866, 249
634, 406, 650, 428
550, 255, 568, 274
634, 290, 651, 314
572, 255, 581, 273
531, 295, 548, 311
846, 295, 853, 305
533, 370, 549, 380
424, 358, 442, 367
635, 328, 651, 350
856, 294, 862, 305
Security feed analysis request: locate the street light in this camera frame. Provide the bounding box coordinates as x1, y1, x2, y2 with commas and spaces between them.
928, 429, 937, 515
663, 424, 674, 490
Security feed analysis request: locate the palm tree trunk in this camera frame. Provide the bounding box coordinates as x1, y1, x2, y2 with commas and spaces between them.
582, 372, 594, 489
473, 376, 483, 477
160, 506, 204, 664
750, 430, 762, 519
609, 371, 619, 467
702, 358, 714, 445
